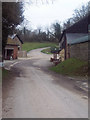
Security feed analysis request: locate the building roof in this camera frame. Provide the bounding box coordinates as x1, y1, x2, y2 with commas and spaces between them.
8, 34, 16, 39
66, 33, 89, 44
7, 34, 23, 45
59, 14, 90, 45
15, 35, 23, 44
65, 14, 90, 33
70, 35, 89, 45
7, 37, 18, 45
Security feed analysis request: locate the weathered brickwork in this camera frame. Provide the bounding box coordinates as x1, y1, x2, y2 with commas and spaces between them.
69, 42, 89, 61
13, 46, 18, 59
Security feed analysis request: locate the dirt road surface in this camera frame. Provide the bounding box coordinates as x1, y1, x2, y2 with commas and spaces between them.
3, 48, 88, 118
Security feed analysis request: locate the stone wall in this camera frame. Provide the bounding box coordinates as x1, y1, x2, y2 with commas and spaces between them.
69, 42, 89, 61
18, 51, 27, 58
59, 49, 65, 61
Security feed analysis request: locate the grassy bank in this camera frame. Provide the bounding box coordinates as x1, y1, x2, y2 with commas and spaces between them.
50, 58, 88, 76
41, 48, 52, 54
22, 42, 57, 52
41, 46, 59, 54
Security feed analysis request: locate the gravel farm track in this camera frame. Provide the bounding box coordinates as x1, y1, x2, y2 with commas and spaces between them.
2, 48, 88, 118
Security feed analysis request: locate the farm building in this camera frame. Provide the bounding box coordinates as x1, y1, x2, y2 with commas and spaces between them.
59, 14, 90, 61
4, 34, 23, 60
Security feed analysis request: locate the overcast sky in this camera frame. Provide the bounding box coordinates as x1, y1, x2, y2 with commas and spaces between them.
23, 0, 89, 30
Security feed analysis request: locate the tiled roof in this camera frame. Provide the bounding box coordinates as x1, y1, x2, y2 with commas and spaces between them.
65, 15, 89, 33
66, 33, 89, 45
7, 37, 19, 45
66, 33, 88, 44
7, 34, 23, 45
70, 35, 89, 45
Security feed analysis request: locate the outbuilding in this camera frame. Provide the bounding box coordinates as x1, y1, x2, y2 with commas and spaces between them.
4, 34, 23, 60
59, 14, 90, 61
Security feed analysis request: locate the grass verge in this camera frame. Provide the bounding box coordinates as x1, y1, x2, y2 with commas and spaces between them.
41, 46, 59, 54
50, 58, 88, 77
22, 42, 57, 52
41, 48, 52, 54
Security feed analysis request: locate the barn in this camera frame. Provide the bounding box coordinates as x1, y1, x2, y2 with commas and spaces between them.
59, 14, 90, 61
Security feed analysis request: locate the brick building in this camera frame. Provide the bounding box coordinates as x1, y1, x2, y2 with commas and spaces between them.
4, 34, 23, 60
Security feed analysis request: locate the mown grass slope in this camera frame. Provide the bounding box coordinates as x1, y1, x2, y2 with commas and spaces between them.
50, 58, 88, 76
22, 42, 57, 52
41, 48, 52, 54
41, 46, 59, 54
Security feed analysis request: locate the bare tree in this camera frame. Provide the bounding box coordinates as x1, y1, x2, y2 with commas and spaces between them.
63, 18, 74, 30
62, 1, 89, 30
51, 22, 62, 41
72, 2, 89, 23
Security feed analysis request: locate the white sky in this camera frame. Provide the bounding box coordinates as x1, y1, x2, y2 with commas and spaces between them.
23, 0, 89, 30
